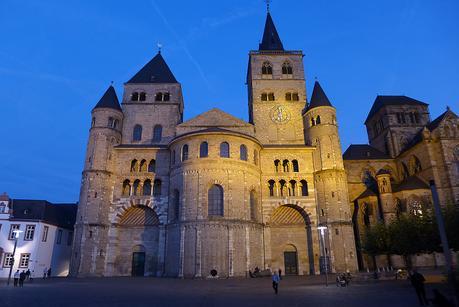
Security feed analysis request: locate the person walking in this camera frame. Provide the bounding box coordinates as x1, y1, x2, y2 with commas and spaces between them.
13, 270, 20, 287
19, 270, 26, 287
25, 269, 31, 281
409, 270, 428, 306
43, 267, 47, 279
47, 267, 52, 278
29, 270, 34, 283
272, 272, 280, 294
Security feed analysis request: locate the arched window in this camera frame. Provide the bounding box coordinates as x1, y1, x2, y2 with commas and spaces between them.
253, 150, 258, 165
133, 179, 141, 196
292, 160, 299, 172
268, 93, 275, 101
316, 115, 321, 124
130, 159, 138, 172
163, 92, 170, 101
300, 180, 308, 196
274, 160, 280, 172
155, 92, 163, 101
292, 93, 299, 101
282, 62, 293, 75
250, 190, 257, 221
108, 117, 114, 128
268, 180, 276, 197
200, 142, 208, 158
153, 179, 161, 196
139, 92, 146, 101
131, 92, 139, 101
261, 61, 273, 75
240, 144, 248, 161
261, 93, 268, 101
181, 144, 189, 161
220, 142, 230, 158
172, 189, 180, 221
282, 160, 289, 172
139, 159, 147, 172
208, 184, 224, 216
409, 156, 422, 175
122, 180, 131, 196
279, 180, 286, 196
148, 159, 156, 172
114, 119, 119, 129
133, 125, 142, 141
143, 180, 152, 196
152, 125, 162, 142
285, 92, 292, 101
289, 180, 296, 196
311, 118, 315, 126
91, 117, 96, 127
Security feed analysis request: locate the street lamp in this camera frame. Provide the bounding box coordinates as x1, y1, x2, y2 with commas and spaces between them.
7, 229, 23, 286
318, 225, 328, 286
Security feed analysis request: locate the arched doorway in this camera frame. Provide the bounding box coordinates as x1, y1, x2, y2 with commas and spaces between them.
283, 244, 298, 275
269, 204, 315, 275
115, 205, 160, 276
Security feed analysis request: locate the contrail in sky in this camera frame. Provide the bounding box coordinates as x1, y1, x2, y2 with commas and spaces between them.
150, 0, 211, 89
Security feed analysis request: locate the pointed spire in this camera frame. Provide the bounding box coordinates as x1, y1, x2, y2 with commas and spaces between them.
127, 52, 178, 84
259, 12, 284, 51
307, 81, 333, 110
93, 85, 122, 112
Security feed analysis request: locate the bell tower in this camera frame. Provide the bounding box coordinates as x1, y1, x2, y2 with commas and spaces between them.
247, 12, 306, 145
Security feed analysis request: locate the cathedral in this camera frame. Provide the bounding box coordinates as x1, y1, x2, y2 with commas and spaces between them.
70, 10, 458, 278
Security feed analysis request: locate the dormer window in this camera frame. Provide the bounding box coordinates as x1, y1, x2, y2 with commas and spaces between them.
261, 61, 273, 77
282, 62, 293, 76
155, 92, 170, 102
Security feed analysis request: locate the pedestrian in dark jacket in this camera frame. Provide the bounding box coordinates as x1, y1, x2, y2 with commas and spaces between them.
272, 272, 280, 294
409, 270, 428, 306
13, 270, 20, 287
19, 271, 26, 287
25, 269, 31, 281
47, 267, 52, 278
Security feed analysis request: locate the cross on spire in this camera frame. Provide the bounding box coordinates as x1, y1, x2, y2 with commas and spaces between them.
157, 42, 163, 54
265, 0, 271, 12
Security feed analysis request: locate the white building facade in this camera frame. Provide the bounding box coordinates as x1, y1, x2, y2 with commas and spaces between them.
0, 193, 77, 278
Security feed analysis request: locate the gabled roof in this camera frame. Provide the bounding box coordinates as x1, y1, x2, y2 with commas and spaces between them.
178, 108, 251, 128
426, 108, 457, 131
93, 85, 122, 112
259, 12, 284, 51
365, 95, 428, 124
343, 144, 391, 160
10, 199, 77, 229
306, 81, 332, 111
355, 188, 378, 201
393, 176, 429, 192
127, 52, 178, 84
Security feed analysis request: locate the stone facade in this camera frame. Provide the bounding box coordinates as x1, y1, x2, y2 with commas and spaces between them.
344, 96, 459, 270
70, 12, 360, 278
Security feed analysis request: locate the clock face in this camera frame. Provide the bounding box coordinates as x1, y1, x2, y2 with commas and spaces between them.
270, 105, 291, 124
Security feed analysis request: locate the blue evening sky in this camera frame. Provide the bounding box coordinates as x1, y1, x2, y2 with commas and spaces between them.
0, 0, 458, 202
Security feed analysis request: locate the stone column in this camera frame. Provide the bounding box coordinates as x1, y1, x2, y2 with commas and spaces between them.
156, 225, 166, 276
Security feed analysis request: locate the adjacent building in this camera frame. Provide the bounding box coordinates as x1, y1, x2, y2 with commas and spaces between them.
344, 97, 459, 270
0, 193, 77, 277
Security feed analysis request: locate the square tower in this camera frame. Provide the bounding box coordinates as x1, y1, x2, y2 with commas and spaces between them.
247, 13, 307, 145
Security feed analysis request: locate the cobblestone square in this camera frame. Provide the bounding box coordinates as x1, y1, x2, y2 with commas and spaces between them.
0, 276, 452, 307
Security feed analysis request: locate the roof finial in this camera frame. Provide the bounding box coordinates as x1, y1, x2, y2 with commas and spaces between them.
446, 105, 450, 111
110, 80, 114, 85
157, 42, 163, 54
265, 0, 271, 13
314, 76, 318, 81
